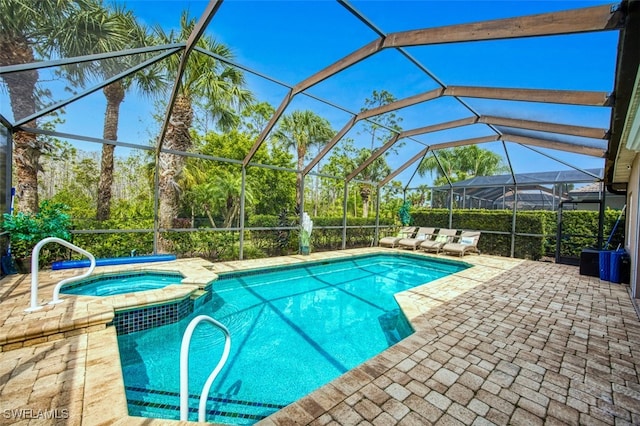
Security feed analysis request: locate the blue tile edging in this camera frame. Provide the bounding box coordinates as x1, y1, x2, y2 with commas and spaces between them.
110, 296, 193, 335
109, 282, 215, 335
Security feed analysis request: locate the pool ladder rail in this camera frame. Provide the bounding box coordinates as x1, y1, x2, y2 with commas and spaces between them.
180, 315, 232, 422
26, 237, 96, 312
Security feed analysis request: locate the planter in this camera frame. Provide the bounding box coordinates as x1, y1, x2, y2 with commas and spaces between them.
15, 256, 32, 274
300, 245, 310, 256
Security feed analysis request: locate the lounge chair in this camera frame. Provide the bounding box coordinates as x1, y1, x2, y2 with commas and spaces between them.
441, 231, 481, 257
379, 226, 417, 248
420, 228, 457, 254
397, 227, 436, 250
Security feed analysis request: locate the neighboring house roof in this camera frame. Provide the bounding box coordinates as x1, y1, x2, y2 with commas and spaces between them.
569, 182, 604, 195
446, 169, 603, 188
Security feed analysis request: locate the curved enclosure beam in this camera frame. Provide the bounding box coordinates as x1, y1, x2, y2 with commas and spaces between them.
375, 131, 604, 190
479, 116, 609, 139
346, 134, 400, 182
357, 88, 444, 121
243, 89, 295, 166
379, 147, 430, 187
293, 38, 384, 95
310, 84, 610, 173
500, 134, 607, 157
349, 113, 609, 185
303, 116, 358, 175
383, 4, 624, 48
248, 3, 621, 172
402, 117, 480, 138
346, 116, 481, 182
444, 86, 611, 106
428, 135, 501, 151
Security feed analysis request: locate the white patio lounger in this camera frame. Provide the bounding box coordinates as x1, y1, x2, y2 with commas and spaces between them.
441, 231, 482, 257
397, 227, 436, 250
420, 228, 457, 254
379, 226, 417, 248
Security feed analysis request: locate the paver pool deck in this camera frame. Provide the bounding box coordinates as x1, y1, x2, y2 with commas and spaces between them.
0, 248, 639, 425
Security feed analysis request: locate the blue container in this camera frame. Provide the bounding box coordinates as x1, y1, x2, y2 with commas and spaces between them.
598, 250, 612, 281
609, 249, 625, 283
51, 254, 177, 270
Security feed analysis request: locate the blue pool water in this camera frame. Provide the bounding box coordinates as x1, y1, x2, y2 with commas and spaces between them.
61, 271, 183, 296
117, 254, 469, 424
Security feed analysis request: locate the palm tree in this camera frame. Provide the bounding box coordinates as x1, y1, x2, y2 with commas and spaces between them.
95, 11, 160, 221
408, 184, 430, 207
418, 149, 458, 186
0, 0, 124, 213
272, 110, 335, 210
210, 171, 254, 228
153, 13, 253, 251
59, 2, 158, 221
353, 147, 390, 218
417, 145, 506, 185
458, 145, 508, 177
181, 159, 216, 227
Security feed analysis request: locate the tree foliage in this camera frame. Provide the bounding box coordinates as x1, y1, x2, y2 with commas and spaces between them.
152, 12, 252, 251
0, 0, 135, 213
183, 130, 296, 227
418, 145, 508, 186
272, 110, 335, 210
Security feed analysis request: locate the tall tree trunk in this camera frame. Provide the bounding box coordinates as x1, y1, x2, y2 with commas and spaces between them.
203, 205, 216, 228
295, 146, 305, 212
296, 152, 306, 213
158, 94, 193, 252
0, 36, 40, 213
96, 82, 125, 221
313, 175, 319, 216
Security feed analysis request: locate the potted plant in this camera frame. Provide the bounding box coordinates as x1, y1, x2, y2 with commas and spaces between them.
2, 200, 72, 273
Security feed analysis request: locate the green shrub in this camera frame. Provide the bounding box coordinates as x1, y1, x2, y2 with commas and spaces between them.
64, 208, 625, 263
2, 201, 72, 265
411, 207, 624, 260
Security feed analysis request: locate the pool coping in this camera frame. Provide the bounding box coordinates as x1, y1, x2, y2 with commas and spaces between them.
0, 249, 526, 425
107, 249, 524, 425
0, 258, 216, 348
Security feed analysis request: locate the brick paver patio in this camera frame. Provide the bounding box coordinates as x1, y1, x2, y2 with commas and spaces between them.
261, 258, 640, 426
0, 250, 639, 425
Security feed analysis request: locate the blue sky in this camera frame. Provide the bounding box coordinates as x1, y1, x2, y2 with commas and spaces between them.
126, 0, 619, 187
1, 0, 618, 188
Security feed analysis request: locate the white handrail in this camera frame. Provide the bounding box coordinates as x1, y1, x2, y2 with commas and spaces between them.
180, 315, 231, 422
25, 237, 96, 312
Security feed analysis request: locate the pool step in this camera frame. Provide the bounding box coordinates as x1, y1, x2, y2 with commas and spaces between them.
125, 386, 286, 423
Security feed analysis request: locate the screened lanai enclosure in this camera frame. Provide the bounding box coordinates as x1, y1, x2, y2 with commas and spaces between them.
0, 0, 636, 267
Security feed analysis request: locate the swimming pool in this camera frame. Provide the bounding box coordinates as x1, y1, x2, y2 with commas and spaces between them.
117, 253, 469, 423
61, 271, 184, 297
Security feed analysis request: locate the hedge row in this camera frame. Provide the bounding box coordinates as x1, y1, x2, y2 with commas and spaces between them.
411, 208, 624, 260
247, 215, 395, 257
65, 209, 624, 262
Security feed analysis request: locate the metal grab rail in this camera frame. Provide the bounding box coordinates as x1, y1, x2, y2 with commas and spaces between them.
180, 315, 231, 422
26, 237, 96, 312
